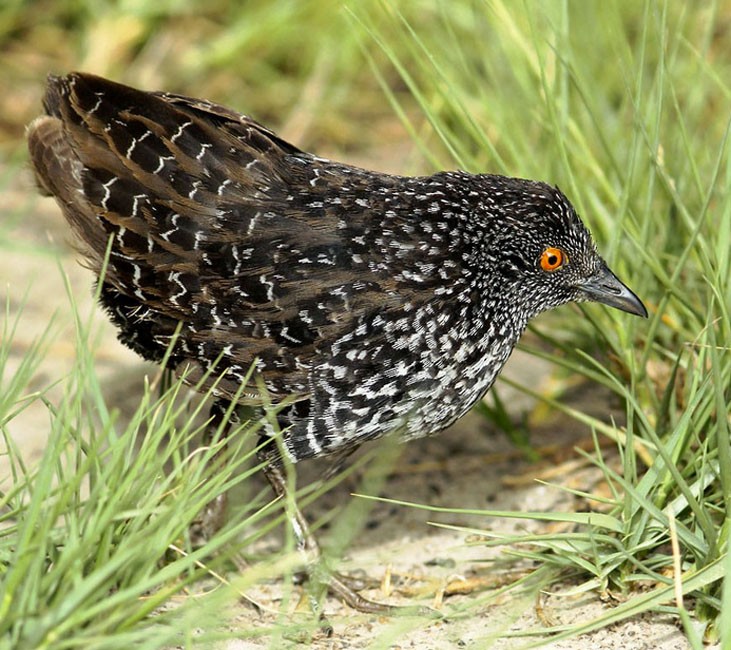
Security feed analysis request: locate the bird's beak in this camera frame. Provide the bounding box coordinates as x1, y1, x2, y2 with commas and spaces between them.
579, 263, 648, 318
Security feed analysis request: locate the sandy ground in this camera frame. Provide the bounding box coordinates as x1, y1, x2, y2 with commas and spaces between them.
2, 167, 708, 649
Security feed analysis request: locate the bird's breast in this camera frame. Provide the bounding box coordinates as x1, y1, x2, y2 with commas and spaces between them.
281, 300, 521, 461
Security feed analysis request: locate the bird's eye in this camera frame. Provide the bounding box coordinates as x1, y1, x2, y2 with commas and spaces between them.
539, 247, 566, 272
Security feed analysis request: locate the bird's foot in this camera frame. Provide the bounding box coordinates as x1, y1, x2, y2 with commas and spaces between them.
326, 573, 438, 616
304, 568, 436, 617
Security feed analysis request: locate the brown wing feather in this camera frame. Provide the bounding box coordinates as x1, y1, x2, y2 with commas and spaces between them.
26, 73, 418, 404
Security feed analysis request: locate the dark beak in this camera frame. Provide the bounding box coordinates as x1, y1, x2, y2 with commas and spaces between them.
579, 263, 648, 318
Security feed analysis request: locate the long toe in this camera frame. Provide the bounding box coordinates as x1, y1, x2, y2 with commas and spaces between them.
327, 573, 440, 617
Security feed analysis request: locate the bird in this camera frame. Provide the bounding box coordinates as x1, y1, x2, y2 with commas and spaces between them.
27, 72, 647, 614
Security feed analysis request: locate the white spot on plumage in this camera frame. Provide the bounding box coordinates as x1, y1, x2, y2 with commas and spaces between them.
170, 121, 192, 144
100, 176, 118, 210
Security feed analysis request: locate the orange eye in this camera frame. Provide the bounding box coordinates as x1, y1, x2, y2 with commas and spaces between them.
540, 247, 566, 272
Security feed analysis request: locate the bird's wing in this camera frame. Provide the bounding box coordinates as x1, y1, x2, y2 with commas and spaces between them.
27, 73, 416, 402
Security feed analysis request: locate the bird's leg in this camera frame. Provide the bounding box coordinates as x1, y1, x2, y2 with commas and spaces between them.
321, 445, 359, 482
317, 446, 371, 592
189, 399, 236, 545
259, 450, 419, 615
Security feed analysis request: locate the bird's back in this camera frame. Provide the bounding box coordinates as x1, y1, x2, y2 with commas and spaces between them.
29, 73, 504, 461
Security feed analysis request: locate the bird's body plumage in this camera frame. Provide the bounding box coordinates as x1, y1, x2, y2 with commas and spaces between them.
28, 73, 646, 464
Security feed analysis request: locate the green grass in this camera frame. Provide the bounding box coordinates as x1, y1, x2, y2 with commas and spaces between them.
1, 0, 730, 648
0, 287, 288, 648
351, 0, 730, 645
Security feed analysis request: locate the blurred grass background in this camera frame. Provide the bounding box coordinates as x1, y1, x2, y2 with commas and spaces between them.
0, 0, 423, 163
1, 0, 730, 648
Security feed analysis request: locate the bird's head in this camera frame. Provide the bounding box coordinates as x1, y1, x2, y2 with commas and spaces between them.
475, 175, 647, 322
